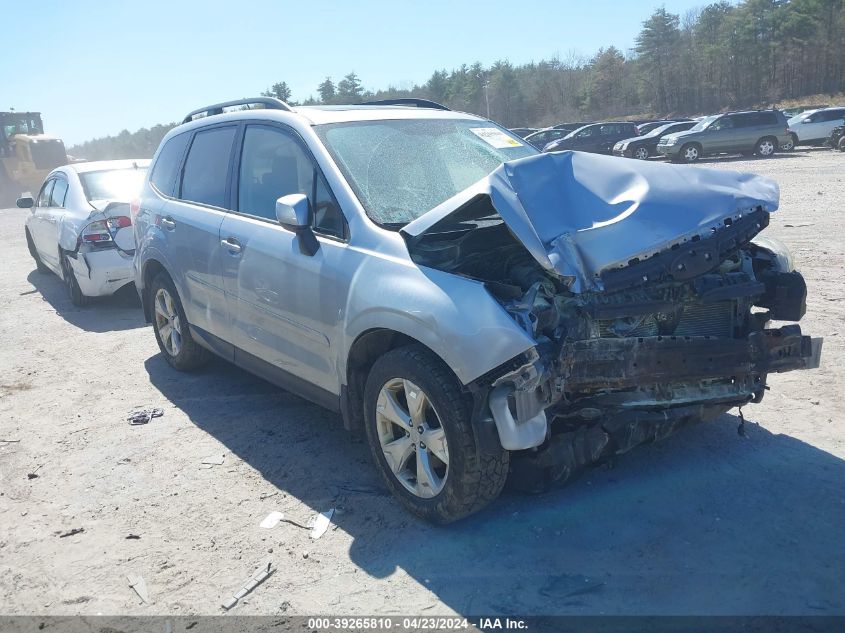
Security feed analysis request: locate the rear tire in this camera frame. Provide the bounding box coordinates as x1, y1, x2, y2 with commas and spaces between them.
680, 143, 701, 163
838, 137, 845, 152
61, 252, 92, 307
363, 344, 508, 523
149, 272, 211, 371
782, 133, 798, 151
754, 137, 777, 157
25, 230, 49, 273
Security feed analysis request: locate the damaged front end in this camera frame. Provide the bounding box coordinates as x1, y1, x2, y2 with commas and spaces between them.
402, 152, 822, 486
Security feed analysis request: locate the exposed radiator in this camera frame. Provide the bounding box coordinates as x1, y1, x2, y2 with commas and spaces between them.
598, 301, 734, 338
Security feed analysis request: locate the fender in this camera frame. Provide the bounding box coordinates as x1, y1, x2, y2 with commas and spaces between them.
342, 259, 536, 386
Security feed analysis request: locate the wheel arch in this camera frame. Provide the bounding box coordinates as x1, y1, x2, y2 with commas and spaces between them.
140, 258, 169, 323
342, 328, 457, 433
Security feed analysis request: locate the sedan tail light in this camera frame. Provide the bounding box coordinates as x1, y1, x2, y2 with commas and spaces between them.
78, 216, 131, 245
107, 215, 132, 230
80, 220, 112, 243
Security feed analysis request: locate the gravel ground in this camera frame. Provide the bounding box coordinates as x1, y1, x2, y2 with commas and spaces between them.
0, 149, 843, 617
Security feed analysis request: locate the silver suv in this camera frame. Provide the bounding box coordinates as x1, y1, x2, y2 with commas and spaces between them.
134, 98, 821, 523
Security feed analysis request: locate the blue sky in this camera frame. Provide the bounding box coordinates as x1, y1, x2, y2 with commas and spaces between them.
5, 0, 710, 145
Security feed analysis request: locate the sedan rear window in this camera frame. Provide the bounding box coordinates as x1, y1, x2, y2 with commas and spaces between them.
315, 119, 536, 226
80, 167, 147, 202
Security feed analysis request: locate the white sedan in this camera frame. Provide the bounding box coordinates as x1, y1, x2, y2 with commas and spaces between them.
17, 159, 150, 306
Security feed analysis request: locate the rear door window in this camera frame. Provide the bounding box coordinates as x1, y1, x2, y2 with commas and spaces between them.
180, 126, 237, 208
150, 132, 190, 197
50, 178, 69, 207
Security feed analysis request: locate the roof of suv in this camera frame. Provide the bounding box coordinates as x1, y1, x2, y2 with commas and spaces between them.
291, 105, 480, 125
180, 99, 483, 129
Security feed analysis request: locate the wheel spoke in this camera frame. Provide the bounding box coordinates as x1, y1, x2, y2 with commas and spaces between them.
403, 379, 427, 424
422, 427, 449, 465
377, 388, 411, 430
154, 301, 168, 321
156, 292, 169, 320
159, 322, 173, 348
382, 435, 414, 475
171, 329, 182, 355
164, 292, 175, 318
415, 450, 440, 498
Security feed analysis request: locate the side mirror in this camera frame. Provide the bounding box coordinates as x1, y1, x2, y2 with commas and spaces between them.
16, 196, 34, 209
275, 193, 319, 256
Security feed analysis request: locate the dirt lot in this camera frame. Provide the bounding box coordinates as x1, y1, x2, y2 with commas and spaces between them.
0, 149, 843, 617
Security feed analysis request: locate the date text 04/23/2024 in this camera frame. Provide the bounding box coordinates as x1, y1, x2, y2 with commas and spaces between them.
306, 617, 528, 630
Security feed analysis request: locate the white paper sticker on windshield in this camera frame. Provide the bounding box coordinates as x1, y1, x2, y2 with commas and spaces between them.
469, 127, 523, 148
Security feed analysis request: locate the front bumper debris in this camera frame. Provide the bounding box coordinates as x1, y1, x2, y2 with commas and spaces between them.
487, 325, 822, 452
561, 325, 822, 395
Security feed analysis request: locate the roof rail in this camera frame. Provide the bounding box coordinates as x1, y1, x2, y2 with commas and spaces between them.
182, 97, 292, 124
360, 98, 450, 111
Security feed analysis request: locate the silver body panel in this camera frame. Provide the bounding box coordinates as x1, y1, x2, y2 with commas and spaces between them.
133, 109, 536, 392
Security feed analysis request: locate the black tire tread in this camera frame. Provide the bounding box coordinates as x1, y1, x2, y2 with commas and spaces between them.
364, 344, 508, 523
150, 271, 211, 371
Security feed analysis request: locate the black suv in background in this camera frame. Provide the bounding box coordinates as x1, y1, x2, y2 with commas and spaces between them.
613, 121, 696, 159
543, 122, 640, 154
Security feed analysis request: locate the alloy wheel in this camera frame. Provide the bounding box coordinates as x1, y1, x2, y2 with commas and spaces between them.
375, 378, 449, 498
758, 139, 775, 156
154, 287, 182, 357
683, 145, 699, 162
634, 146, 649, 160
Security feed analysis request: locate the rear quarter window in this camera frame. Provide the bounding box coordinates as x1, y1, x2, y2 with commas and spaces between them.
150, 132, 190, 197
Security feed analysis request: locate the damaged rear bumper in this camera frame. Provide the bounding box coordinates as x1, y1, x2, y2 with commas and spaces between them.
487, 325, 822, 451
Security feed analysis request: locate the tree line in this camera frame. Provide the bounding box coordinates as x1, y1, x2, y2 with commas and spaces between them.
70, 0, 844, 160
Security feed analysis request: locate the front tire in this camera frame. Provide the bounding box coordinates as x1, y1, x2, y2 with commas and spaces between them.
838, 136, 845, 152
680, 143, 701, 163
633, 146, 650, 160
755, 137, 777, 157
150, 272, 210, 370
363, 345, 508, 523
61, 252, 91, 307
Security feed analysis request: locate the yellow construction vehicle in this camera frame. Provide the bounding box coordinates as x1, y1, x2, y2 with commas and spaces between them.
0, 111, 68, 206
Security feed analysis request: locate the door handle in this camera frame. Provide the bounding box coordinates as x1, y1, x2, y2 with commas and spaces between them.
159, 216, 176, 230
221, 238, 242, 254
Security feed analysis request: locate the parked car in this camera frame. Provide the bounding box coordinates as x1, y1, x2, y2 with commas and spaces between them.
657, 110, 790, 162
830, 124, 845, 151
18, 159, 149, 305
613, 121, 696, 159
635, 120, 677, 135
508, 127, 538, 138
787, 107, 845, 147
552, 121, 589, 131
781, 105, 829, 119
543, 122, 640, 154
134, 97, 821, 523
524, 127, 570, 149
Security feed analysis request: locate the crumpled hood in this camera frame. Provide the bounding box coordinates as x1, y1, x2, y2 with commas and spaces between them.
402, 151, 779, 293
